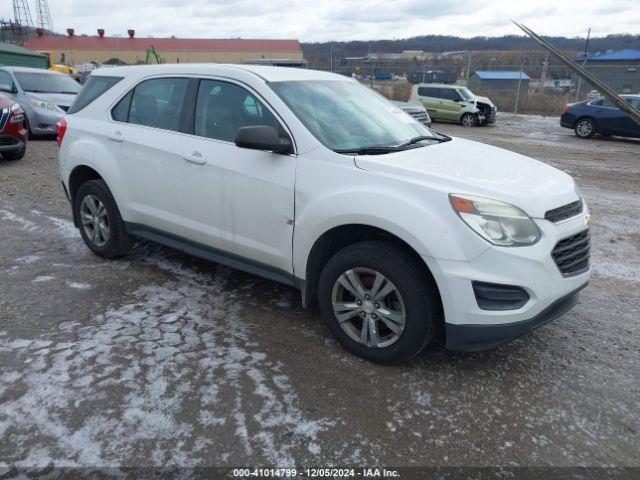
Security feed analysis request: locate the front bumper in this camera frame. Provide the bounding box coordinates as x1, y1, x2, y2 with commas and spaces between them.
446, 282, 587, 351
423, 212, 591, 351
28, 108, 65, 136
485, 109, 497, 123
0, 135, 25, 153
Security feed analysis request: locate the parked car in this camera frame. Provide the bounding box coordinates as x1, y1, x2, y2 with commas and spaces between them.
0, 93, 28, 160
411, 83, 497, 127
0, 67, 80, 137
58, 65, 590, 363
561, 95, 640, 139
391, 100, 432, 127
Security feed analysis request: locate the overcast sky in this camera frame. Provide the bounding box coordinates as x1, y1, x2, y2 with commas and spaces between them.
2, 0, 639, 42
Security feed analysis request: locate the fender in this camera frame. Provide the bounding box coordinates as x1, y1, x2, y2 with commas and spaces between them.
62, 122, 134, 224
292, 186, 490, 281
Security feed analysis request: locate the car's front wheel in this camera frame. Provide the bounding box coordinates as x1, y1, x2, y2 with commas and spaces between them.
461, 112, 478, 127
74, 179, 133, 258
574, 117, 596, 138
318, 241, 441, 363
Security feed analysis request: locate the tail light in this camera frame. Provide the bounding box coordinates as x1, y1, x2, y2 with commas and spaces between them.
562, 105, 569, 114
56, 118, 67, 146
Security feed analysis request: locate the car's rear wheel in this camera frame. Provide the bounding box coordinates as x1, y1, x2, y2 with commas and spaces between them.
1, 147, 25, 161
74, 179, 133, 258
461, 112, 478, 127
318, 241, 440, 363
574, 117, 596, 138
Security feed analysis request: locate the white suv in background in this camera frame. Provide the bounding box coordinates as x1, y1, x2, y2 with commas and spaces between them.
58, 65, 591, 363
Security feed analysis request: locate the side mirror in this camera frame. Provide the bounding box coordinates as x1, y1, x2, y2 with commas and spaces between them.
235, 125, 292, 154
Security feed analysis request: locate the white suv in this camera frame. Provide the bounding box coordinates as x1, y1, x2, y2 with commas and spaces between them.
58, 65, 591, 363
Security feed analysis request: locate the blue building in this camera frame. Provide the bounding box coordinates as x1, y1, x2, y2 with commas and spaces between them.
578, 49, 640, 94
468, 71, 531, 94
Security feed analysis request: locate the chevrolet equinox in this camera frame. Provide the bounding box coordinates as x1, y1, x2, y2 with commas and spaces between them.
58, 65, 591, 363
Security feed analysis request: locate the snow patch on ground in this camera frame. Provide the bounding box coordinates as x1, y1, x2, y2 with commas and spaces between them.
16, 255, 41, 264
1, 251, 331, 467
0, 209, 39, 232
65, 281, 91, 290
33, 275, 56, 283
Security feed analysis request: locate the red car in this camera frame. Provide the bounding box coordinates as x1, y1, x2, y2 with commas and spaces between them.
0, 93, 28, 161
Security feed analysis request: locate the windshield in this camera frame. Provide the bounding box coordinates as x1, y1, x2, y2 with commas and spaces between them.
270, 80, 435, 152
14, 72, 81, 94
457, 87, 475, 100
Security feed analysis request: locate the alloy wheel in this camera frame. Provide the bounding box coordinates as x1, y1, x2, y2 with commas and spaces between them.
462, 114, 476, 127
576, 119, 594, 137
331, 267, 407, 348
80, 194, 110, 247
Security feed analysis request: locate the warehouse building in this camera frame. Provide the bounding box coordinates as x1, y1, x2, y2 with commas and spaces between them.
0, 42, 48, 69
468, 70, 531, 94
578, 49, 640, 94
23, 29, 304, 67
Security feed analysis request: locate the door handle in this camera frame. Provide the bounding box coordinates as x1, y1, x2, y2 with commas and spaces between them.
182, 151, 206, 165
108, 131, 124, 142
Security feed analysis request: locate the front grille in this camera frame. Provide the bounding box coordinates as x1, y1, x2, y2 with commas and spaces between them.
552, 229, 590, 276
407, 111, 430, 124
545, 199, 583, 223
0, 107, 8, 131
0, 135, 18, 146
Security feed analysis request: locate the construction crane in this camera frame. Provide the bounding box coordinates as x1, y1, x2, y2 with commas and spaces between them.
35, 0, 54, 32
12, 0, 34, 44
145, 45, 162, 64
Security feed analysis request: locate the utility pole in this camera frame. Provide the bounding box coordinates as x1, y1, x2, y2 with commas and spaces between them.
514, 61, 524, 116
466, 52, 472, 85
330, 42, 333, 73
575, 27, 591, 99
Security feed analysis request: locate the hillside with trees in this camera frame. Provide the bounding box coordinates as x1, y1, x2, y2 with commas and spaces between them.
302, 34, 640, 68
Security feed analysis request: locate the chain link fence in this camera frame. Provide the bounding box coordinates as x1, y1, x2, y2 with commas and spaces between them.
318, 56, 639, 116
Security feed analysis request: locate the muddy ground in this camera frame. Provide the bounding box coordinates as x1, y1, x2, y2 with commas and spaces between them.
0, 114, 638, 472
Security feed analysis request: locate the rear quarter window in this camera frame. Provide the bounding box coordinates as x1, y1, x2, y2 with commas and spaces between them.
68, 76, 122, 114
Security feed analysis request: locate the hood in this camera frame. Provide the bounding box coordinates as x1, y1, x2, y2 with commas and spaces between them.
474, 95, 495, 106
354, 137, 579, 218
24, 91, 77, 108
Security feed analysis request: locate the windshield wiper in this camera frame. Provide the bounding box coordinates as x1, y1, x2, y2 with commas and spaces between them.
335, 133, 452, 155
334, 145, 402, 155
395, 134, 451, 148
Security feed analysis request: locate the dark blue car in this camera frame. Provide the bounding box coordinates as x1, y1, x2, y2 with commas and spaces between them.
560, 95, 640, 139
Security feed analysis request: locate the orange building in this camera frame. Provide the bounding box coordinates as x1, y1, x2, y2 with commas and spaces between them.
24, 29, 305, 67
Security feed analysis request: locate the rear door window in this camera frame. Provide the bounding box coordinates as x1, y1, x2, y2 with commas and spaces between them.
125, 77, 189, 132
194, 79, 283, 142
440, 89, 459, 101
418, 87, 438, 98
68, 76, 122, 114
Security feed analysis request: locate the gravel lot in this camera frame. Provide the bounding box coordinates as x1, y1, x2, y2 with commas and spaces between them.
0, 114, 638, 472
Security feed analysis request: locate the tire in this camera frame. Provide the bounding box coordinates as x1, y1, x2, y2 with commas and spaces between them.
574, 117, 596, 138
25, 117, 35, 140
74, 179, 133, 258
1, 147, 25, 161
461, 112, 478, 127
318, 240, 441, 363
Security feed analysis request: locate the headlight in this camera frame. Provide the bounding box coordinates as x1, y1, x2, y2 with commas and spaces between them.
449, 193, 541, 246
29, 98, 62, 112
10, 113, 24, 123
10, 102, 21, 112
